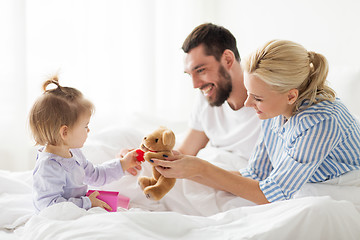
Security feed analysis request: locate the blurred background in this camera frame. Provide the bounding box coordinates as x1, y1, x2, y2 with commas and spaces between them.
1, 0, 360, 171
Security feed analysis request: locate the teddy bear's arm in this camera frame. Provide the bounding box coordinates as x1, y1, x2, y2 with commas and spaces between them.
144, 151, 172, 161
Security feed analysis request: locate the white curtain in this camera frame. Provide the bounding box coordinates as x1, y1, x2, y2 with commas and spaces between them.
1, 0, 216, 170
1, 0, 360, 171
0, 0, 28, 171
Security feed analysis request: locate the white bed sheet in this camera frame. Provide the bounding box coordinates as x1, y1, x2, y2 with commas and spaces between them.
1, 125, 360, 239
14, 196, 360, 240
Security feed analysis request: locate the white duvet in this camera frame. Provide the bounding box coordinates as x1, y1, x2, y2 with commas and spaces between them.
1, 126, 360, 239
14, 196, 360, 240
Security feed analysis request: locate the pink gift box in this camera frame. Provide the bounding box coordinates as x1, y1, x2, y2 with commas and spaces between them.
86, 190, 130, 212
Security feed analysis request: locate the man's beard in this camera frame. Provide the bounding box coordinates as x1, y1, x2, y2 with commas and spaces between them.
207, 65, 232, 107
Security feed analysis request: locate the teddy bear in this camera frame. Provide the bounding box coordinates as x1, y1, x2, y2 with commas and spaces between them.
136, 126, 176, 201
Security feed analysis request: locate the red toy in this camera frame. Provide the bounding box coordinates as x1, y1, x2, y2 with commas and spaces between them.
135, 149, 145, 162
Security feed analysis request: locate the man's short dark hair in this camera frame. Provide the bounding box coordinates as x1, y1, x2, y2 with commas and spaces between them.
182, 23, 241, 62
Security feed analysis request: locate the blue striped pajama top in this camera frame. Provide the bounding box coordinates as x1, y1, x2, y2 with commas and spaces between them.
240, 99, 360, 202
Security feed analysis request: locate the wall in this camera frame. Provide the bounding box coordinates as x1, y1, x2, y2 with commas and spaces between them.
212, 0, 360, 116
1, 0, 359, 171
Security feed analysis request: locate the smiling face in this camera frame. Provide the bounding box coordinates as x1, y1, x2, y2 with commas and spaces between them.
184, 44, 232, 107
244, 72, 297, 119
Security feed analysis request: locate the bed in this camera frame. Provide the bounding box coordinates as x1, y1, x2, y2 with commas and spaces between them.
1, 123, 360, 240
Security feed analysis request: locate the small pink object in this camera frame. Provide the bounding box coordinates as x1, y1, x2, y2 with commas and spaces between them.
86, 190, 130, 212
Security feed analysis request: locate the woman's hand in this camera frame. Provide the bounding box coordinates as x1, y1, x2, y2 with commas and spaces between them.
88, 191, 112, 211
151, 154, 204, 179
116, 148, 142, 176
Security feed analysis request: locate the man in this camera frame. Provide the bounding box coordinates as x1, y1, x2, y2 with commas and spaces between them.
124, 23, 260, 176
115, 23, 265, 213
178, 23, 260, 163
151, 23, 269, 205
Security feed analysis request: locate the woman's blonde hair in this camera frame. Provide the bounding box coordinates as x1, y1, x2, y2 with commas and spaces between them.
242, 40, 336, 114
29, 75, 94, 146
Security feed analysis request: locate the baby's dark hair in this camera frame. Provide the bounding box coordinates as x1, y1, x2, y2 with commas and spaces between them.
29, 75, 94, 146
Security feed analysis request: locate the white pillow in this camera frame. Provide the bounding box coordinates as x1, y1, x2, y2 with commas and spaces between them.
82, 125, 144, 165
83, 113, 188, 165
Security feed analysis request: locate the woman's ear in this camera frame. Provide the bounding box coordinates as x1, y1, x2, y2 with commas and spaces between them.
221, 49, 235, 69
59, 125, 68, 141
287, 89, 299, 105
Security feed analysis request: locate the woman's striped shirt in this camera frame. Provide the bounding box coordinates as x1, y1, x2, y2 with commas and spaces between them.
240, 99, 360, 202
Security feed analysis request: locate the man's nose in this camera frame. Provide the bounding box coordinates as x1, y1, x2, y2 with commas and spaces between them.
192, 76, 202, 89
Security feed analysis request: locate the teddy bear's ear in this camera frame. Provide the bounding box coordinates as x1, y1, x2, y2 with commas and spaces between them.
162, 130, 175, 146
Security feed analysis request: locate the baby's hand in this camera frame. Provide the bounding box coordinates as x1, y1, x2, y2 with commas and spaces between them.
88, 191, 112, 211
117, 148, 142, 176
116, 148, 133, 158
120, 150, 142, 174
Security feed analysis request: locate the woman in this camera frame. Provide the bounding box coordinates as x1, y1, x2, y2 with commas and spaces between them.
152, 39, 360, 204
